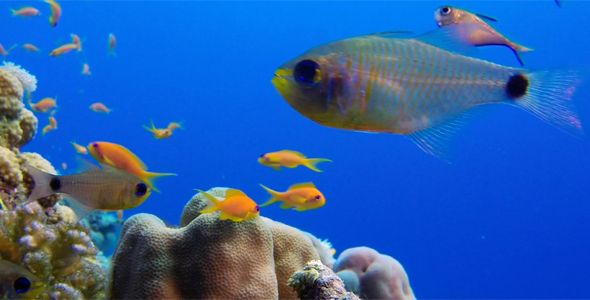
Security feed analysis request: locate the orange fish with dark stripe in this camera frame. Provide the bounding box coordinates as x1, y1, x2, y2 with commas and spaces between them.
272, 24, 586, 161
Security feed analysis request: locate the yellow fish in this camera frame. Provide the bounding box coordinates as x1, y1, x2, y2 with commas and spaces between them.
25, 161, 151, 220
0, 259, 45, 299
434, 5, 532, 65
143, 120, 171, 140
197, 189, 259, 222
258, 150, 331, 172
259, 182, 325, 212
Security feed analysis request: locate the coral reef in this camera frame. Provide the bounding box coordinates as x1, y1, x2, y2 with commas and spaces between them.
0, 63, 108, 299
288, 260, 360, 300
110, 187, 322, 299
332, 247, 416, 300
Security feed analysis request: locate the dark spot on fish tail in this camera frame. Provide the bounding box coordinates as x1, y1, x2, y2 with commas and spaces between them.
49, 177, 61, 191
135, 183, 147, 196
14, 277, 31, 293
294, 60, 321, 87
506, 73, 529, 99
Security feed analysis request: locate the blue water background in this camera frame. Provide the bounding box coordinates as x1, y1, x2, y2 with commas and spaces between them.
2, 1, 589, 298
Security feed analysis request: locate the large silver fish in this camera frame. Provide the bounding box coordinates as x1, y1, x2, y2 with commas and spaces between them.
272, 25, 585, 160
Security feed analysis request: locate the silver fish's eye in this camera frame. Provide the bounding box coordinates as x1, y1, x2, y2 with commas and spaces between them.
14, 277, 31, 293
440, 6, 452, 15
293, 59, 321, 87
135, 183, 148, 196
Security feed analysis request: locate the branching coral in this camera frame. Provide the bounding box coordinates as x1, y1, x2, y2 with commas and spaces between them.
110, 187, 321, 299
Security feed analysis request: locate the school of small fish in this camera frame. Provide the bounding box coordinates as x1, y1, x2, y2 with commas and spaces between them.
0, 1, 581, 295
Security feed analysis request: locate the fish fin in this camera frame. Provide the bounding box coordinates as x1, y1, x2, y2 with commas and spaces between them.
142, 171, 176, 193
23, 164, 57, 204
408, 110, 481, 162
196, 189, 221, 214
292, 196, 308, 204
508, 68, 587, 138
475, 13, 498, 22
219, 211, 231, 220
289, 182, 316, 190
281, 149, 306, 157
225, 189, 246, 198
143, 125, 155, 133
62, 195, 94, 222
294, 207, 308, 212
363, 31, 414, 38
280, 202, 295, 209
303, 158, 332, 172
228, 215, 244, 222
508, 43, 533, 66
270, 164, 282, 171
412, 24, 479, 54
555, 0, 561, 7
73, 155, 99, 173
259, 184, 281, 207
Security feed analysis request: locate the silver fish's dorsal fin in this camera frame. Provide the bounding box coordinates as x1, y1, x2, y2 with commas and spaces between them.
62, 195, 94, 222
412, 24, 479, 54
408, 107, 484, 162
363, 31, 414, 38
73, 155, 100, 173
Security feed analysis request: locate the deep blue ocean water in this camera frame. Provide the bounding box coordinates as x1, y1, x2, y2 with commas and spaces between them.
2, 1, 590, 298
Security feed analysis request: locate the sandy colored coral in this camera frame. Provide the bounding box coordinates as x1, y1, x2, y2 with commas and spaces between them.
110, 187, 321, 299
333, 247, 416, 300
0, 202, 107, 299
0, 68, 25, 119
288, 260, 359, 300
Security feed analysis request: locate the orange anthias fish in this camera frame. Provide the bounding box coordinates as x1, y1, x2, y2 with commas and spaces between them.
196, 189, 260, 222
143, 120, 171, 140
0, 43, 17, 56
81, 63, 91, 75
22, 44, 40, 52
259, 182, 325, 212
87, 141, 176, 192
61, 162, 67, 170
434, 6, 532, 66
272, 24, 586, 161
44, 0, 61, 27
50, 43, 77, 57
71, 141, 88, 154
89, 102, 112, 114
48, 116, 57, 128
41, 124, 55, 135
108, 33, 117, 57
30, 97, 57, 113
11, 7, 40, 17
71, 33, 82, 51
258, 150, 331, 172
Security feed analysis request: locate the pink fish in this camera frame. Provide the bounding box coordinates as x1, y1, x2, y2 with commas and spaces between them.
108, 33, 117, 57
11, 7, 40, 17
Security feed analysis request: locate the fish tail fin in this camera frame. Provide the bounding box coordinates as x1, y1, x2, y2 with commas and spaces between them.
508, 68, 587, 138
510, 43, 533, 66
23, 164, 56, 205
142, 171, 177, 193
10, 9, 16, 16
259, 184, 281, 207
303, 158, 332, 172
196, 189, 221, 214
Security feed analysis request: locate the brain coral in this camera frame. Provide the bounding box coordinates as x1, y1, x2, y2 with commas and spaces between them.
110, 187, 322, 299
333, 247, 416, 300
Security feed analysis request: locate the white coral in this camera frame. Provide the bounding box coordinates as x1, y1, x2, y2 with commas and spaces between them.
0, 61, 37, 92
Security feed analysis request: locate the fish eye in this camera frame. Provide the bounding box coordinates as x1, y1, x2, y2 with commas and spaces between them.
293, 60, 322, 87
440, 6, 452, 15
259, 154, 265, 158
255, 205, 260, 212
92, 143, 99, 148
14, 277, 31, 293
315, 195, 322, 200
135, 183, 148, 196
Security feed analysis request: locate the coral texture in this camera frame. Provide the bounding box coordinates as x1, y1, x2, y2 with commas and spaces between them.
288, 260, 360, 300
110, 187, 321, 300
332, 247, 416, 300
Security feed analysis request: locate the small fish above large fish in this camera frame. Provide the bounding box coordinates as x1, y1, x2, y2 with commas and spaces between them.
434, 5, 532, 65
0, 259, 45, 299
272, 25, 586, 161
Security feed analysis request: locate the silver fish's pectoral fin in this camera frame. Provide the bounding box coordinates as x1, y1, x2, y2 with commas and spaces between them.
413, 23, 480, 54
408, 108, 483, 162
62, 195, 94, 222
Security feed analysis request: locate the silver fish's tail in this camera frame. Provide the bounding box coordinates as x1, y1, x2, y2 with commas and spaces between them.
24, 164, 58, 205
507, 69, 587, 138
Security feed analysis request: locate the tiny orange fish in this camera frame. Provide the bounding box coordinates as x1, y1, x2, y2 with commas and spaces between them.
116, 210, 124, 223
197, 189, 260, 222
22, 44, 40, 52
44, 0, 61, 27
41, 124, 55, 135
11, 7, 40, 17
31, 97, 57, 113
81, 63, 91, 75
258, 150, 331, 172
50, 43, 77, 57
71, 141, 88, 155
71, 33, 82, 51
108, 33, 116, 57
87, 141, 176, 192
61, 163, 67, 170
48, 116, 57, 128
89, 103, 112, 114
0, 43, 17, 56
259, 182, 325, 212
143, 120, 171, 140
